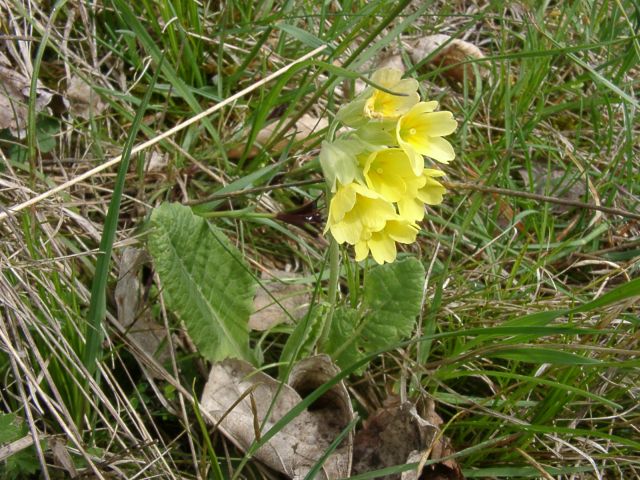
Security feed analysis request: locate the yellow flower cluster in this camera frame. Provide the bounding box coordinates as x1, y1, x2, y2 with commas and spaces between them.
320, 67, 457, 264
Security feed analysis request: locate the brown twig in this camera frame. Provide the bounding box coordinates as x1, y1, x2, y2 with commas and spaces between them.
443, 181, 640, 221
185, 178, 640, 222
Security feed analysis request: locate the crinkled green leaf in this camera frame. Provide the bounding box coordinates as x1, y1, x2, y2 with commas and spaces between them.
149, 203, 256, 362
362, 257, 425, 348
0, 414, 39, 478
324, 306, 362, 372
0, 413, 24, 444
325, 258, 425, 371
2, 449, 40, 477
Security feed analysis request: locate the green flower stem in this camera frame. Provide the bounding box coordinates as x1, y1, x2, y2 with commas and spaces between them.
327, 118, 340, 141
319, 233, 340, 350
318, 120, 341, 350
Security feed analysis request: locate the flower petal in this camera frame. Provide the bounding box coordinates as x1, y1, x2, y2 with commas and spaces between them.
350, 182, 381, 199
353, 197, 395, 232
423, 168, 446, 177
407, 100, 439, 115
398, 138, 425, 175
386, 220, 419, 244
363, 149, 414, 202
420, 136, 456, 163
365, 171, 407, 202
328, 183, 357, 223
330, 216, 363, 245
415, 111, 458, 137
371, 67, 403, 87
355, 241, 369, 262
417, 177, 446, 205
369, 233, 397, 264
364, 70, 420, 119
397, 197, 425, 222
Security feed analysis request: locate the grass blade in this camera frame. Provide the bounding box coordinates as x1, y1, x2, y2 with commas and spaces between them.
83, 58, 162, 377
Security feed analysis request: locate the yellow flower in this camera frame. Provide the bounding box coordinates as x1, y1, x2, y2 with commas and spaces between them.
326, 182, 396, 245
362, 148, 416, 202
396, 169, 446, 222
355, 218, 419, 264
397, 101, 458, 175
361, 148, 446, 222
364, 68, 420, 120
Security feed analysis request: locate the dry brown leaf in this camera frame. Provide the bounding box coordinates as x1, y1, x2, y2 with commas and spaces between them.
67, 75, 106, 119
0, 66, 54, 137
50, 437, 78, 478
115, 248, 169, 364
249, 269, 310, 331
200, 355, 353, 479
228, 114, 328, 159
407, 35, 486, 83
353, 401, 463, 480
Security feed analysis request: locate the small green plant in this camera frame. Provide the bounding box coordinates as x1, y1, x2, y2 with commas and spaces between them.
147, 67, 445, 370
0, 414, 41, 477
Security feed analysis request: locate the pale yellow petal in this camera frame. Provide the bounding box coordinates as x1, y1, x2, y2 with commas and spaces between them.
379, 149, 415, 178
415, 111, 458, 137
353, 197, 395, 232
365, 171, 406, 202
398, 138, 425, 175
330, 217, 363, 245
386, 220, 419, 244
394, 78, 420, 94
397, 197, 425, 222
420, 136, 455, 163
354, 241, 369, 262
329, 183, 357, 223
371, 67, 403, 88
417, 178, 446, 205
417, 100, 439, 113
363, 149, 413, 202
366, 91, 419, 119
423, 168, 446, 177
365, 70, 420, 119
350, 182, 381, 199
369, 233, 397, 264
